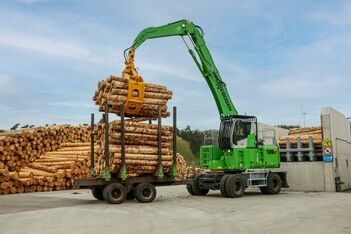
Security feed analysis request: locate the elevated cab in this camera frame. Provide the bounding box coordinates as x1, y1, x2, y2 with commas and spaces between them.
200, 115, 280, 171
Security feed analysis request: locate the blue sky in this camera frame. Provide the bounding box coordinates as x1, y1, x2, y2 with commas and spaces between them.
0, 0, 350, 130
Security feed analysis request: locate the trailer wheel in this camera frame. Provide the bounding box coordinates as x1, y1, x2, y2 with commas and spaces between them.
265, 173, 282, 194
103, 183, 127, 204
134, 183, 156, 203
225, 174, 245, 198
92, 187, 104, 200
220, 175, 230, 198
186, 183, 195, 195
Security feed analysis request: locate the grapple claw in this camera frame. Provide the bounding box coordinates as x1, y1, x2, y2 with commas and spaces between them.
122, 48, 145, 115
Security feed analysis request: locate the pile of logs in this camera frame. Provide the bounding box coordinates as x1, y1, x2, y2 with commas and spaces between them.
95, 120, 174, 176
279, 127, 323, 145
176, 153, 187, 180
1, 128, 194, 195
93, 76, 172, 118
279, 126, 323, 154
0, 143, 92, 195
0, 168, 23, 194
0, 125, 90, 172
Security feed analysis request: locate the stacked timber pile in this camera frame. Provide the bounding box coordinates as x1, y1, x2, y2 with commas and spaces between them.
1, 138, 191, 195
0, 168, 24, 194
176, 153, 187, 180
93, 76, 172, 118
0, 125, 90, 172
0, 143, 93, 195
95, 120, 174, 176
279, 126, 323, 153
187, 166, 204, 178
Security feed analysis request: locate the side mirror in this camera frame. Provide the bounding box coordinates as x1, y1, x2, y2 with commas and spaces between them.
257, 139, 265, 146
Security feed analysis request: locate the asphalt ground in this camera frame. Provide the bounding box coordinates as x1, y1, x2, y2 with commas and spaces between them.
0, 186, 350, 234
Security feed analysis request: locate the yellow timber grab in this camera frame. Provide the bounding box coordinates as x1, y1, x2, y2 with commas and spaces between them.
122, 48, 145, 115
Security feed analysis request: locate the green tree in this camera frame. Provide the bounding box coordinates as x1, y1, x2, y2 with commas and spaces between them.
173, 136, 196, 164
178, 125, 204, 159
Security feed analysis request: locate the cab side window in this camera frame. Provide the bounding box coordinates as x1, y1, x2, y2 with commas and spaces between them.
233, 120, 252, 145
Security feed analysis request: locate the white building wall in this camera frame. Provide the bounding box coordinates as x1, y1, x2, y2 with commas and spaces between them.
321, 107, 351, 191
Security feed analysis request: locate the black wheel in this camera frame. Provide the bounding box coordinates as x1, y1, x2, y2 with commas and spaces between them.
259, 187, 269, 194
103, 183, 127, 204
134, 183, 157, 203
265, 173, 282, 194
186, 183, 196, 195
191, 181, 209, 196
225, 174, 245, 198
92, 187, 104, 200
126, 189, 135, 200
220, 175, 230, 198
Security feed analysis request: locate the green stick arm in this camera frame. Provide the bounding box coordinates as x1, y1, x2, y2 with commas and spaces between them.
131, 19, 238, 117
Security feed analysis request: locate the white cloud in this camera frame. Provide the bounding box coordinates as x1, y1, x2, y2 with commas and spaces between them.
0, 31, 103, 63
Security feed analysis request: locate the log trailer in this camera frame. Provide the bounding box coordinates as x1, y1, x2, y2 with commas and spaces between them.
76, 19, 288, 203
76, 104, 185, 204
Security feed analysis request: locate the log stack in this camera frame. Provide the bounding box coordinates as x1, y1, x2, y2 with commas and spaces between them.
93, 76, 172, 119
0, 142, 93, 195
1, 135, 192, 195
0, 168, 24, 194
176, 153, 187, 180
0, 125, 90, 172
279, 126, 323, 153
95, 120, 174, 176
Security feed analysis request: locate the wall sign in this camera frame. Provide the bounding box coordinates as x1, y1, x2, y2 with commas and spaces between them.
322, 138, 333, 162
323, 155, 333, 162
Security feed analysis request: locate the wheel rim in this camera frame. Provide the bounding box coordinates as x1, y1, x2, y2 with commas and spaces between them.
111, 188, 122, 199
142, 188, 153, 199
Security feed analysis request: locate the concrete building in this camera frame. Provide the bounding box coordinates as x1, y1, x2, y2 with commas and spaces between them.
280, 107, 351, 192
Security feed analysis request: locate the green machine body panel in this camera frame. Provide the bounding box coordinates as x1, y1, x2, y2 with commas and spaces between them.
200, 144, 280, 171
200, 146, 225, 169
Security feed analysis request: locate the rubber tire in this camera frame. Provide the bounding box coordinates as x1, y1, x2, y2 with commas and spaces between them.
265, 173, 282, 194
191, 181, 209, 196
92, 187, 104, 200
259, 187, 269, 194
225, 174, 245, 198
220, 175, 230, 198
126, 189, 135, 200
186, 183, 196, 195
134, 183, 157, 203
103, 183, 127, 204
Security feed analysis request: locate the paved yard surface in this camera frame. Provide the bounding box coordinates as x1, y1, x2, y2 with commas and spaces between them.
0, 186, 350, 234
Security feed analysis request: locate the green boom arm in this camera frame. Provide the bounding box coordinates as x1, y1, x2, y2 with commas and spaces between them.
130, 19, 238, 117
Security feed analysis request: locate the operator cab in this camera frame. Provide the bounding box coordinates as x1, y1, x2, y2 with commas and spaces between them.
218, 115, 257, 151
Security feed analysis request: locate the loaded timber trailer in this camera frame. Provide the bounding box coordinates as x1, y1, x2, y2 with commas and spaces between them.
76, 104, 186, 204
77, 19, 289, 204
